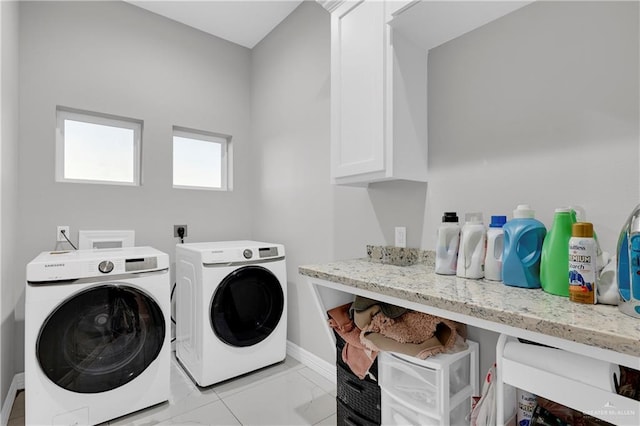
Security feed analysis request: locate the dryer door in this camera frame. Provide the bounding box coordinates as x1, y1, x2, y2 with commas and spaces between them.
211, 265, 284, 347
36, 284, 166, 393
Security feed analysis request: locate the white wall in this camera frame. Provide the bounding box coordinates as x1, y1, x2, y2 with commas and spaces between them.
1, 0, 20, 404
16, 0, 253, 372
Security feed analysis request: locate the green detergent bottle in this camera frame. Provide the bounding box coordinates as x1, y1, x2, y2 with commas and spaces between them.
540, 208, 577, 296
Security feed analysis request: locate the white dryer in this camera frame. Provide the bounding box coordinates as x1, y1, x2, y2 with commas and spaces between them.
25, 247, 170, 425
175, 241, 287, 386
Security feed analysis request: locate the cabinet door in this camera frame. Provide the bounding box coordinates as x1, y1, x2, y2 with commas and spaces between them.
331, 0, 385, 179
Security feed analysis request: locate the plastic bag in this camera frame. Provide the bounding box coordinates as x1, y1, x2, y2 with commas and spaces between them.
470, 363, 497, 426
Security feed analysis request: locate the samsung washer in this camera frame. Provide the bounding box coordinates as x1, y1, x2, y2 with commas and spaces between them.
25, 247, 170, 425
175, 241, 287, 386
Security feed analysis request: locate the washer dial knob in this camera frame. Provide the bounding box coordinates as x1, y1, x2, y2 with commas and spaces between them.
243, 249, 253, 259
98, 260, 114, 274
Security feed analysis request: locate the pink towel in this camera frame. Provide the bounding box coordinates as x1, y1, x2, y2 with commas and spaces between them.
327, 303, 378, 379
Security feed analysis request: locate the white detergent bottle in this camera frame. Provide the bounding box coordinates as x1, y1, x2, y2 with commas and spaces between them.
485, 215, 507, 281
435, 212, 460, 275
457, 212, 487, 279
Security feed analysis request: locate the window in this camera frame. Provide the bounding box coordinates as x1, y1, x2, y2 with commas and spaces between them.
56, 108, 142, 185
172, 127, 230, 191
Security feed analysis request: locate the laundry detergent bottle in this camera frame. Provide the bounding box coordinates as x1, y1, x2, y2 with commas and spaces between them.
456, 212, 486, 279
485, 215, 507, 281
502, 205, 547, 288
540, 208, 576, 296
617, 204, 640, 318
435, 212, 461, 275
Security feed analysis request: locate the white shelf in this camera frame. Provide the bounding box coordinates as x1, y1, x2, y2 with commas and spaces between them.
304, 272, 640, 425
496, 335, 640, 426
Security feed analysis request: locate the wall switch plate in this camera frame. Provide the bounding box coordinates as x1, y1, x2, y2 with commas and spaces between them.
395, 226, 406, 248
57, 226, 70, 242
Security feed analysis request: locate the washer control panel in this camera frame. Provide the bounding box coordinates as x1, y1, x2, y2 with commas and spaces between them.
259, 247, 279, 258
27, 247, 169, 283
125, 257, 158, 272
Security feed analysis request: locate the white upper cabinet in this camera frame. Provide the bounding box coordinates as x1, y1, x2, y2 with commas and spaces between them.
331, 1, 386, 182
326, 0, 532, 186
330, 0, 428, 185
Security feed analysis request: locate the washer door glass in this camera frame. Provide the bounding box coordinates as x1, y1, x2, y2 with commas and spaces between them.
37, 284, 165, 393
211, 266, 284, 347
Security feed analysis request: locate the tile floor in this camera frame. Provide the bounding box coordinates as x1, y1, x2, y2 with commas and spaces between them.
8, 355, 337, 425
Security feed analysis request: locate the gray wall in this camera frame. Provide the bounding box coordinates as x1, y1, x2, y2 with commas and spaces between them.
1, 0, 20, 405
251, 1, 430, 363
424, 0, 638, 375
424, 0, 639, 253
17, 0, 253, 372
251, 0, 639, 372
6, 0, 639, 400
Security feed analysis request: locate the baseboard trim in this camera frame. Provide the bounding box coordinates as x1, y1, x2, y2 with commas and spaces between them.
1, 372, 25, 426
286, 340, 336, 384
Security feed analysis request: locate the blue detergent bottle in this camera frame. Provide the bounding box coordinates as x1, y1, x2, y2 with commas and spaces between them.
502, 204, 547, 288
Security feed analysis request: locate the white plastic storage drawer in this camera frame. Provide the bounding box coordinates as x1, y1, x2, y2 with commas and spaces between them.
382, 389, 439, 425
379, 352, 440, 413
381, 389, 471, 426
448, 397, 471, 426
379, 344, 473, 402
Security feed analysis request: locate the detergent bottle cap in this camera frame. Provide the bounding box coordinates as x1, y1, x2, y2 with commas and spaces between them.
465, 212, 483, 223
555, 207, 572, 213
572, 222, 593, 238
442, 212, 459, 223
570, 205, 586, 221
513, 204, 535, 219
490, 215, 507, 228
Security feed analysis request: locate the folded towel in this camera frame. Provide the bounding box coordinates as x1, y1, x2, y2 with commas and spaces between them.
352, 295, 407, 319
360, 309, 464, 359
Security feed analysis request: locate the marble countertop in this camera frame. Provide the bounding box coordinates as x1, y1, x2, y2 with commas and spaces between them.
299, 258, 640, 359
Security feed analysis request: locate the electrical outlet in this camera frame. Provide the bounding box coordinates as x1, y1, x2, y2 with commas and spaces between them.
395, 226, 406, 248
173, 225, 188, 238
57, 226, 70, 242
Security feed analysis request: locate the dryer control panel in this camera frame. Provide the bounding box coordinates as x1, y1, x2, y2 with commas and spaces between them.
181, 241, 285, 265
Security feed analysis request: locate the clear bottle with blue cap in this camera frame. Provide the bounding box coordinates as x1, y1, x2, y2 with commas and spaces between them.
502, 204, 547, 288
485, 215, 507, 281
